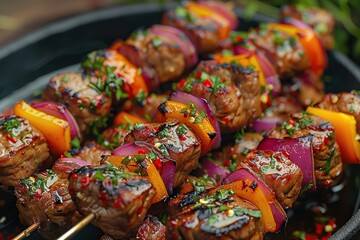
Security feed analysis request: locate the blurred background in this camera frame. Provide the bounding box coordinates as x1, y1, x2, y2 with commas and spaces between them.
0, 0, 359, 64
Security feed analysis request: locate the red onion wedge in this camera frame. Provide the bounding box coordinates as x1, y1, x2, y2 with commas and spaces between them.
252, 116, 282, 134
233, 46, 281, 95
169, 90, 221, 149
32, 101, 81, 140
151, 25, 198, 69
53, 157, 90, 174
198, 1, 239, 30
112, 142, 150, 156
222, 167, 287, 232
161, 160, 176, 195
257, 136, 316, 191
197, 158, 230, 184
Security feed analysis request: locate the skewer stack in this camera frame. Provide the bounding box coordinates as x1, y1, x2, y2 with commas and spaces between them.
0, 1, 358, 240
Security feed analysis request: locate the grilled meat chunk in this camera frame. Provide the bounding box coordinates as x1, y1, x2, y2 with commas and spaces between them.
72, 141, 111, 166
281, 4, 335, 49
163, 9, 221, 54
69, 164, 156, 239
263, 96, 303, 121
124, 30, 186, 84
268, 112, 343, 187
136, 215, 166, 240
0, 115, 49, 186
15, 170, 82, 239
177, 60, 262, 132
167, 183, 263, 240
316, 92, 360, 134
43, 72, 112, 134
124, 122, 201, 188
247, 25, 310, 79
242, 150, 303, 208
128, 93, 169, 121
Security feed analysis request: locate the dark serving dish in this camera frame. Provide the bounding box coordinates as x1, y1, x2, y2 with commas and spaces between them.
0, 3, 359, 240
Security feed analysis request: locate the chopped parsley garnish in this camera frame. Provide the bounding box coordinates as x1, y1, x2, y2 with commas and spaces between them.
175, 7, 195, 23
234, 207, 262, 218
152, 37, 163, 48
189, 175, 215, 194
1, 117, 21, 136
158, 128, 171, 139
135, 89, 148, 105
64, 151, 74, 158
93, 169, 106, 181
194, 111, 206, 123
234, 128, 245, 143
300, 182, 313, 196
83, 51, 128, 101
324, 149, 335, 175
176, 124, 188, 136
21, 170, 57, 196
71, 137, 81, 148
61, 75, 69, 83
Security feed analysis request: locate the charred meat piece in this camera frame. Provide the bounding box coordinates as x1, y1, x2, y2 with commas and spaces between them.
316, 92, 360, 134
242, 150, 303, 208
15, 170, 82, 239
268, 112, 343, 187
43, 72, 112, 134
124, 122, 201, 188
71, 141, 111, 166
69, 164, 155, 239
177, 60, 262, 132
163, 5, 226, 54
135, 215, 167, 240
0, 115, 49, 186
99, 126, 131, 150
281, 4, 335, 49
247, 25, 310, 79
124, 30, 186, 84
167, 184, 263, 240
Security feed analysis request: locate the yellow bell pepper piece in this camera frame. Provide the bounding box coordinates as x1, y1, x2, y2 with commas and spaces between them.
307, 106, 360, 163
14, 100, 71, 155
215, 53, 266, 87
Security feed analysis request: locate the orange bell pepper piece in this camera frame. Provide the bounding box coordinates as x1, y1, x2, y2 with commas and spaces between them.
306, 107, 360, 164
105, 50, 148, 99
14, 100, 71, 155
185, 2, 230, 40
267, 23, 327, 77
215, 53, 266, 87
106, 155, 168, 203
114, 111, 147, 126
153, 101, 216, 156
221, 179, 276, 232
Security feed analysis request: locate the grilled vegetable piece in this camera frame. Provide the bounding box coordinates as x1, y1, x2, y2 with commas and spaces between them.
241, 150, 303, 208
177, 60, 262, 132
69, 164, 155, 239
268, 112, 343, 187
43, 72, 112, 134
15, 170, 82, 239
316, 92, 360, 134
167, 181, 263, 239
0, 115, 49, 186
124, 121, 201, 188
280, 4, 335, 49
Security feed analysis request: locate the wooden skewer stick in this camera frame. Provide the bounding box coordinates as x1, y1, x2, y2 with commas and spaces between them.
57, 213, 95, 240
12, 222, 40, 240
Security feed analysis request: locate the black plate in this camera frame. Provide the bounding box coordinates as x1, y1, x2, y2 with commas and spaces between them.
0, 3, 360, 240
